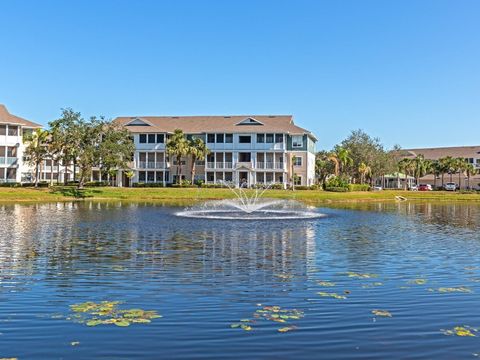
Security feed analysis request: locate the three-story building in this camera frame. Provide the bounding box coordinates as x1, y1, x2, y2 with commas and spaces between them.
114, 115, 317, 187
0, 105, 42, 183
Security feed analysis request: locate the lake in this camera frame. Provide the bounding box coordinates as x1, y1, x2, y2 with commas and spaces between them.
0, 201, 479, 359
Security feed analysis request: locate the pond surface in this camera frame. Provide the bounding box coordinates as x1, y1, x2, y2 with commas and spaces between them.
0, 201, 480, 359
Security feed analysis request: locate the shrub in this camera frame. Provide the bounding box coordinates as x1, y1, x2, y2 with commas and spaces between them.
200, 183, 228, 188
20, 182, 49, 188
133, 182, 165, 188
0, 182, 20, 187
325, 186, 350, 192
85, 181, 109, 187
348, 184, 370, 192
325, 176, 349, 190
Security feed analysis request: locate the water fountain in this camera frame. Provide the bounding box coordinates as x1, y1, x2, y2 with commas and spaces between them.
176, 181, 325, 220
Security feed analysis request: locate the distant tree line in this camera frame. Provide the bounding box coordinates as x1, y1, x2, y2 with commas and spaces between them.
315, 129, 478, 190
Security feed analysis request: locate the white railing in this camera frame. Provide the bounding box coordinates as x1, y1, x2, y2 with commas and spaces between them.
0, 158, 5, 164
275, 163, 285, 169
6, 157, 17, 165
137, 161, 166, 169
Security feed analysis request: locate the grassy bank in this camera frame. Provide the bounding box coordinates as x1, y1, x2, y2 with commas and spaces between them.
1, 186, 480, 204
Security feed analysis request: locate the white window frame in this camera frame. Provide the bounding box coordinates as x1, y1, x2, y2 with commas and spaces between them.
292, 135, 303, 148
293, 156, 302, 166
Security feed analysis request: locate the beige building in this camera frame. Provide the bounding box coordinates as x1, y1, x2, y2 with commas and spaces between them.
401, 146, 480, 189
113, 115, 317, 187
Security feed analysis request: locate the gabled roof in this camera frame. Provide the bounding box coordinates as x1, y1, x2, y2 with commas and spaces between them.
113, 115, 317, 141
400, 146, 480, 159
0, 104, 42, 128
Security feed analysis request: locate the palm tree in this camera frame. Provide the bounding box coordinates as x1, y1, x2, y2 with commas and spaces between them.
358, 162, 371, 185
189, 137, 210, 185
23, 129, 50, 187
335, 147, 353, 175
166, 129, 190, 184
397, 158, 413, 190
327, 152, 340, 176
412, 155, 430, 186
431, 160, 442, 190
438, 156, 453, 188
465, 163, 477, 190
455, 158, 468, 190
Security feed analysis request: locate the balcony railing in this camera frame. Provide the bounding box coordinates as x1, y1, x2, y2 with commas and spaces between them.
136, 161, 167, 169
0, 158, 5, 164
6, 157, 17, 165
256, 162, 284, 170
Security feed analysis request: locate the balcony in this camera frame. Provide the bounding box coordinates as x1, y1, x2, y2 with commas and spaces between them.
256, 162, 285, 170
206, 162, 233, 169
136, 161, 167, 169
6, 157, 17, 165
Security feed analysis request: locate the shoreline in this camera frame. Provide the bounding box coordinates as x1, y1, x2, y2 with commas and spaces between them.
1, 187, 480, 205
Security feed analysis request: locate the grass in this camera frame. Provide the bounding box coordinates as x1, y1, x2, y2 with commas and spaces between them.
1, 186, 480, 204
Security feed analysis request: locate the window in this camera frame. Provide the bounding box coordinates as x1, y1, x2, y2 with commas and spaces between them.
0, 125, 5, 136
257, 134, 265, 143
225, 134, 233, 143
216, 134, 224, 143
292, 135, 303, 148
148, 134, 156, 143
6, 168, 16, 180
8, 126, 18, 136
294, 176, 302, 186
0, 168, 4, 179
7, 147, 16, 157
147, 171, 155, 182
139, 134, 147, 143
207, 134, 215, 143
239, 152, 251, 162
275, 134, 284, 143
207, 172, 215, 182
157, 134, 164, 143
239, 135, 251, 143
293, 156, 302, 166
139, 171, 146, 182
266, 134, 274, 143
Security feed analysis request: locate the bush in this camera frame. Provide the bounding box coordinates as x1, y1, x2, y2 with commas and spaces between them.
325, 176, 349, 190
85, 181, 109, 187
325, 186, 350, 192
20, 182, 49, 188
133, 182, 165, 188
348, 184, 370, 192
0, 182, 20, 187
200, 183, 228, 188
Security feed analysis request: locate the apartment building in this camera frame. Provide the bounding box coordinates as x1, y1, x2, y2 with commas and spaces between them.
400, 146, 480, 189
114, 115, 317, 187
0, 105, 42, 183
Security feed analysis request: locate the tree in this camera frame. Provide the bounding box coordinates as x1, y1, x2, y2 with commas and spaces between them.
411, 155, 431, 186
333, 146, 353, 175
166, 129, 190, 184
358, 162, 371, 185
315, 151, 335, 186
327, 152, 340, 176
188, 137, 210, 185
97, 122, 135, 184
465, 163, 477, 190
430, 160, 442, 190
455, 158, 468, 190
23, 129, 50, 187
49, 108, 83, 184
438, 156, 454, 187
397, 158, 414, 190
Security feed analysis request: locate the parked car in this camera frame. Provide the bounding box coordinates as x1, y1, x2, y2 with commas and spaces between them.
418, 184, 432, 191
373, 186, 382, 191
444, 182, 457, 191
409, 185, 418, 191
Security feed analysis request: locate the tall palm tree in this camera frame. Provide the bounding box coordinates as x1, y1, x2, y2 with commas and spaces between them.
438, 156, 453, 188
189, 137, 210, 184
431, 160, 442, 190
358, 162, 371, 185
455, 158, 468, 190
397, 158, 413, 190
23, 129, 50, 187
327, 152, 340, 176
465, 163, 477, 190
335, 147, 353, 175
166, 129, 190, 184
411, 155, 431, 186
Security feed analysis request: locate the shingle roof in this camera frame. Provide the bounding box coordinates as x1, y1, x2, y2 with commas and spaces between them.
113, 115, 317, 140
0, 104, 42, 128
402, 146, 480, 159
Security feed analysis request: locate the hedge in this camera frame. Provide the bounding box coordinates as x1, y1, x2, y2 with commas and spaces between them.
348, 184, 370, 192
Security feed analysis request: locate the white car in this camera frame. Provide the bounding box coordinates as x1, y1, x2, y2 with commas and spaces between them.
409, 185, 418, 191
444, 182, 457, 191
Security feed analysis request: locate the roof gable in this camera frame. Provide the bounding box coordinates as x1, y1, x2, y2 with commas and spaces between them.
125, 117, 153, 126
235, 117, 264, 126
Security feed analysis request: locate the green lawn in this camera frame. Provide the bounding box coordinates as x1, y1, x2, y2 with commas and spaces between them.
1, 186, 479, 204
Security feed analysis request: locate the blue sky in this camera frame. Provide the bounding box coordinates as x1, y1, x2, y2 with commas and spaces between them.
1, 0, 479, 149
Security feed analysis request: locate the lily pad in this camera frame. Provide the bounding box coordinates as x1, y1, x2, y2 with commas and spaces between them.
372, 309, 392, 317
437, 287, 472, 293
278, 326, 297, 333
346, 272, 378, 279
317, 291, 347, 299
317, 281, 336, 287
442, 326, 477, 337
